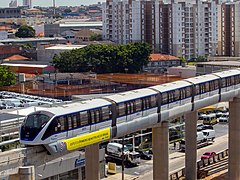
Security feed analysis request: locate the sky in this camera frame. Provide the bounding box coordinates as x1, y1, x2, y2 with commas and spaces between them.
0, 0, 104, 8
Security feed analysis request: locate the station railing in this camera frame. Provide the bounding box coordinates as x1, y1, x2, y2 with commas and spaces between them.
170, 149, 229, 180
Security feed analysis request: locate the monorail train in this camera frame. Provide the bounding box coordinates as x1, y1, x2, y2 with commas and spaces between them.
20, 69, 240, 154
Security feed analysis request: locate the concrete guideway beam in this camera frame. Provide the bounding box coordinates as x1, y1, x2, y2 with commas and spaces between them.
185, 111, 197, 180
85, 143, 100, 180
229, 97, 240, 179
153, 121, 169, 180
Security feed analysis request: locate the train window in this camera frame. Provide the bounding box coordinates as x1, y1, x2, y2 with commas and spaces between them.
150, 95, 157, 107
161, 92, 168, 105
67, 116, 72, 130
199, 83, 206, 94
94, 109, 101, 123
205, 82, 209, 92
80, 111, 89, 126
231, 77, 234, 86
222, 78, 226, 87
214, 80, 219, 89
174, 90, 180, 101
126, 101, 134, 115
59, 116, 66, 131
41, 119, 58, 140
118, 103, 126, 117
102, 106, 111, 121
135, 99, 142, 112
143, 97, 152, 110
195, 85, 200, 95
76, 113, 80, 127
235, 75, 240, 85
184, 87, 192, 98
168, 91, 175, 103
72, 114, 78, 128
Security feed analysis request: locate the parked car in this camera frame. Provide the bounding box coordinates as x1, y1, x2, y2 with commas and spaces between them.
202, 125, 214, 130
197, 124, 205, 131
136, 150, 152, 160
198, 113, 207, 120
201, 152, 216, 160
125, 144, 133, 151
219, 113, 229, 123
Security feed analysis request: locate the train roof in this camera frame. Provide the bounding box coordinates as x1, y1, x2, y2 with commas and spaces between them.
213, 69, 240, 78
184, 74, 219, 84
150, 80, 191, 92
105, 88, 157, 103
41, 98, 111, 115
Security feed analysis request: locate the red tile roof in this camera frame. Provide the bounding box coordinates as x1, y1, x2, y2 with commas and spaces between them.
149, 54, 179, 61
4, 55, 29, 61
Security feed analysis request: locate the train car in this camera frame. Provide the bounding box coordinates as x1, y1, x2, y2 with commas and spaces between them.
213, 69, 240, 102
150, 80, 193, 120
19, 69, 240, 154
20, 99, 112, 147
105, 88, 159, 137
184, 74, 221, 111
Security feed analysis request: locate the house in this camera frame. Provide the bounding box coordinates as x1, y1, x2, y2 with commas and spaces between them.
144, 54, 181, 74
4, 54, 29, 61
75, 29, 102, 43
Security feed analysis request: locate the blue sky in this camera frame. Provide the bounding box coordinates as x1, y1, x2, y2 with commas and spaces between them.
0, 0, 104, 7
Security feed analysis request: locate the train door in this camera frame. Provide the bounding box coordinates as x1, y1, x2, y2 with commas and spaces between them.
126, 101, 134, 121
90, 109, 101, 132
53, 116, 67, 141
67, 115, 73, 138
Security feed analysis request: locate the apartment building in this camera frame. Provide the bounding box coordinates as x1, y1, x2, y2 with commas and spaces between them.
103, 0, 219, 61
218, 2, 240, 57
102, 0, 144, 45
22, 0, 32, 9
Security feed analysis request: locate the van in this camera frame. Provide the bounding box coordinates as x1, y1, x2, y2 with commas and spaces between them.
202, 129, 215, 141
197, 131, 206, 143
203, 114, 217, 125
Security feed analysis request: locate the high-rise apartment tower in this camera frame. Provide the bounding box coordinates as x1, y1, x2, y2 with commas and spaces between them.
103, 0, 219, 60
22, 0, 32, 9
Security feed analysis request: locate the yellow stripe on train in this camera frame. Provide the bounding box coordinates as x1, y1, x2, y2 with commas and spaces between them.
63, 128, 111, 151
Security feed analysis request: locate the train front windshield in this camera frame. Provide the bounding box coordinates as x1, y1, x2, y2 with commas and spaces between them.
21, 113, 51, 141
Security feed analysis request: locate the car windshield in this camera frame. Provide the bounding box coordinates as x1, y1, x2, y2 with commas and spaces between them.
203, 152, 211, 156
23, 114, 50, 129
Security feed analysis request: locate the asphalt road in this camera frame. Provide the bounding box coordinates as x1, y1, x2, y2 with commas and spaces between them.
115, 122, 229, 177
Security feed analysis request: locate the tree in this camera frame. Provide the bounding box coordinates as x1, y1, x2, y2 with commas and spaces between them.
52, 43, 152, 74
178, 56, 186, 66
196, 56, 206, 62
15, 25, 35, 38
90, 33, 103, 41
0, 66, 16, 86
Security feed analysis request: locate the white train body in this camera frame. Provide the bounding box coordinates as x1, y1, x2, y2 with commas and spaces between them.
20, 69, 240, 153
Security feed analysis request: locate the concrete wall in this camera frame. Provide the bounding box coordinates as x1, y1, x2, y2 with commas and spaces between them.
168, 66, 196, 78
36, 149, 105, 179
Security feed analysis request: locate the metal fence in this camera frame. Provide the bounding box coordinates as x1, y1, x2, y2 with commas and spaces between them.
170, 149, 229, 180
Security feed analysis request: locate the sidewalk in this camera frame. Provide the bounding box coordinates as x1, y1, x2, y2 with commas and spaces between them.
103, 173, 139, 180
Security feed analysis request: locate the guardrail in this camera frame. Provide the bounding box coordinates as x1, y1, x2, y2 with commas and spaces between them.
170, 149, 229, 180
0, 117, 24, 145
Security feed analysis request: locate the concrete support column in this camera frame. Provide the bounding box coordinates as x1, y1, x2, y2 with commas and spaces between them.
229, 97, 240, 179
85, 143, 100, 180
185, 111, 197, 180
153, 121, 169, 180
19, 166, 35, 180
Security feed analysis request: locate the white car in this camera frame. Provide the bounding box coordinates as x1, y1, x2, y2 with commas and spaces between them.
219, 113, 229, 123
